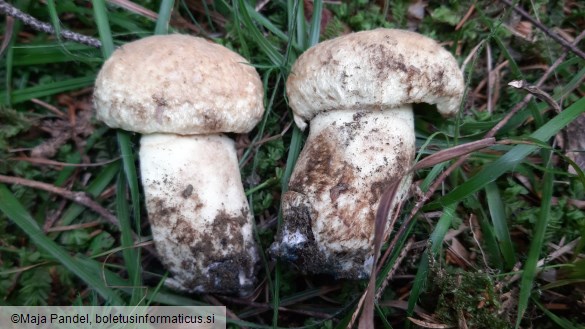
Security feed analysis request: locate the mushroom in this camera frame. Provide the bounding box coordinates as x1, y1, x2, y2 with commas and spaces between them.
93, 35, 264, 295
271, 29, 464, 279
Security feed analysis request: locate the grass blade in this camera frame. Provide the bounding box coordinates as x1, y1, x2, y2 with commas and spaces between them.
113, 132, 144, 303
0, 75, 96, 105
116, 170, 142, 306
12, 43, 101, 66
433, 96, 585, 208
407, 204, 457, 317
534, 299, 585, 329
292, 0, 306, 50
515, 152, 554, 327
91, 0, 145, 306
243, 1, 292, 47
485, 182, 516, 269
91, 0, 115, 58
154, 0, 174, 35
0, 184, 123, 304
56, 161, 120, 227
3, 0, 30, 106
116, 131, 141, 234
237, 0, 284, 66
307, 0, 322, 47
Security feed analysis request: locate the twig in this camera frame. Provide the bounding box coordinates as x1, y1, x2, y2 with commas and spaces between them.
499, 0, 585, 60
375, 237, 415, 301
251, 121, 293, 147
486, 43, 494, 113
30, 98, 65, 117
0, 174, 118, 227
468, 215, 489, 268
0, 0, 102, 48
9, 156, 120, 168
508, 80, 561, 113
455, 3, 476, 31
45, 220, 102, 233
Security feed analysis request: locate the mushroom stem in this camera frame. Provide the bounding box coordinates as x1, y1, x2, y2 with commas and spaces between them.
272, 106, 414, 278
139, 133, 258, 295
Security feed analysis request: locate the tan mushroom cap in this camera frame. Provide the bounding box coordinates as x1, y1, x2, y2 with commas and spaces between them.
286, 28, 465, 130
94, 34, 264, 134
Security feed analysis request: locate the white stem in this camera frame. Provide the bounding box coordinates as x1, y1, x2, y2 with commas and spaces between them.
140, 133, 258, 295
274, 106, 414, 278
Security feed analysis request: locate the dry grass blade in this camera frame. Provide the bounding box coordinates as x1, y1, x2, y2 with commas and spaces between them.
375, 139, 496, 272
45, 220, 102, 233
507, 237, 581, 284
508, 80, 561, 113
408, 317, 455, 328
108, 0, 157, 20
9, 156, 120, 168
375, 237, 415, 301
413, 138, 496, 171
203, 295, 248, 329
355, 178, 402, 329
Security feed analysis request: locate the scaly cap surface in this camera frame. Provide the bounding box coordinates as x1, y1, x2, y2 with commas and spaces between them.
94, 34, 264, 134
286, 28, 464, 130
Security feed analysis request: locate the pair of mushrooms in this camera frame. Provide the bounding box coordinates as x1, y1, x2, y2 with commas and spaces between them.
93, 29, 464, 294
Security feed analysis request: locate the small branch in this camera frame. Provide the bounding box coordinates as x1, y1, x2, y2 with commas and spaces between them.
499, 0, 585, 60
508, 80, 561, 113
0, 0, 102, 48
0, 174, 118, 227
375, 237, 415, 301
9, 156, 120, 168
45, 220, 102, 233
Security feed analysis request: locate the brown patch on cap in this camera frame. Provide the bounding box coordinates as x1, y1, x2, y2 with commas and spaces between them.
286, 28, 465, 126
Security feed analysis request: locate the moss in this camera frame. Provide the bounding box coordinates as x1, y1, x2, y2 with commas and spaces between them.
430, 263, 511, 328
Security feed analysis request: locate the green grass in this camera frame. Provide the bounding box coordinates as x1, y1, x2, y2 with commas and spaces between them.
1, 0, 584, 327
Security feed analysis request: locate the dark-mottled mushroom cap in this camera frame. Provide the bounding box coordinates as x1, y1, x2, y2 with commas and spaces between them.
286, 28, 464, 130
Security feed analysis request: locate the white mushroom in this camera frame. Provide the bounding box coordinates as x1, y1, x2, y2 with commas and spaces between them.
271, 29, 464, 279
93, 34, 264, 295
